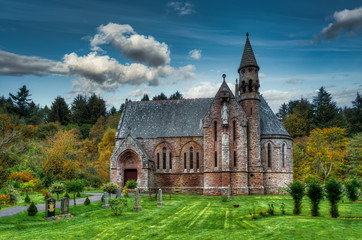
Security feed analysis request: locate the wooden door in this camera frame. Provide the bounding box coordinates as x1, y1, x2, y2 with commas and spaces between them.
124, 169, 137, 186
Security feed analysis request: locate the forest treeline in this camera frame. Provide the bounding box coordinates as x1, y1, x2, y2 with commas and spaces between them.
276, 87, 361, 182
0, 86, 183, 189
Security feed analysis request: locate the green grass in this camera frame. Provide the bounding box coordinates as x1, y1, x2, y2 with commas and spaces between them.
0, 194, 361, 239
0, 192, 92, 210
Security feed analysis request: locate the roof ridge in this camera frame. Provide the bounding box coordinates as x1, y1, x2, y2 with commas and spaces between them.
130, 98, 214, 103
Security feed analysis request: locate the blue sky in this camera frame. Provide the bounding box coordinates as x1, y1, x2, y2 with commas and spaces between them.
0, 0, 361, 112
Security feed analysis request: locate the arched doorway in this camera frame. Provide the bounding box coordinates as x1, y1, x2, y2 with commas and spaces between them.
118, 150, 140, 187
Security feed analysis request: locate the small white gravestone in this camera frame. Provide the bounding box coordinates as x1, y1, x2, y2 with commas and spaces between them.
157, 188, 163, 206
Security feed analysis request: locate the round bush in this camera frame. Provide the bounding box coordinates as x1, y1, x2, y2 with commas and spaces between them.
84, 196, 91, 206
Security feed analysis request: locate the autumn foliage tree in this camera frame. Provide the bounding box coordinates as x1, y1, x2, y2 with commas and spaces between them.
307, 127, 348, 181
96, 128, 115, 182
43, 129, 84, 180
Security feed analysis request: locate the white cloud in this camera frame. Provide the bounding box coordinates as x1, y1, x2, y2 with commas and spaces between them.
316, 7, 362, 41
259, 73, 266, 78
90, 23, 170, 67
167, 1, 195, 16
188, 49, 202, 60
184, 81, 235, 99
284, 78, 304, 84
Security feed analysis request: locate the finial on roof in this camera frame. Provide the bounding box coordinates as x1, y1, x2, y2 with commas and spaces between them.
127, 126, 132, 135
222, 74, 226, 82
246, 32, 249, 37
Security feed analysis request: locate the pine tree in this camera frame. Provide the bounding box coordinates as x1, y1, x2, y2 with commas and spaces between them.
87, 94, 106, 124
48, 96, 70, 125
313, 87, 341, 129
345, 92, 362, 134
108, 106, 117, 116
27, 202, 38, 216
169, 91, 183, 100
152, 93, 167, 100
9, 85, 32, 119
276, 103, 288, 122
70, 94, 89, 124
141, 94, 150, 101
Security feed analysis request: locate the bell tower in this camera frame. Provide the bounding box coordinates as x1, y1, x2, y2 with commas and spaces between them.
238, 33, 264, 195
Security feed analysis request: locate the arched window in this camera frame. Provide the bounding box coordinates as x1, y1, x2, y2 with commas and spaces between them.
184, 152, 187, 169
233, 120, 236, 141
157, 153, 160, 169
196, 152, 199, 169
248, 79, 253, 92
190, 147, 194, 170
234, 151, 237, 167
162, 147, 166, 169
169, 152, 172, 169
267, 143, 271, 168
214, 121, 217, 141
282, 143, 285, 168
214, 151, 217, 167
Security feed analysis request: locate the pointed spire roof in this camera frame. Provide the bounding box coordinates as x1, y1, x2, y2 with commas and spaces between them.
238, 32, 259, 72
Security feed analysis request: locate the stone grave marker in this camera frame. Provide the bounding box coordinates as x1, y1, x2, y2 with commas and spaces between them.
116, 188, 122, 198
157, 188, 163, 206
60, 197, 71, 218
134, 188, 142, 211
228, 185, 232, 201
45, 198, 57, 220
102, 192, 110, 207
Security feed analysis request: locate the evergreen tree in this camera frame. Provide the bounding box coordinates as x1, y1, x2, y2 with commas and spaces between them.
169, 91, 184, 100
9, 85, 32, 119
70, 94, 89, 124
313, 87, 341, 129
108, 106, 117, 116
48, 96, 70, 125
152, 93, 167, 100
141, 94, 150, 101
276, 103, 288, 122
87, 94, 106, 124
0, 96, 15, 114
119, 103, 125, 114
345, 92, 362, 134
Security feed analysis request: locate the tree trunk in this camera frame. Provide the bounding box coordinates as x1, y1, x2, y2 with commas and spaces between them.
74, 192, 76, 206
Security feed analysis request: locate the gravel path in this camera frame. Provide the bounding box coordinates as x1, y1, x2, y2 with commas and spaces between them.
0, 192, 103, 218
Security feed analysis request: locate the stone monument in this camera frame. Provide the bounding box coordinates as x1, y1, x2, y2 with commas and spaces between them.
102, 192, 110, 207
157, 188, 163, 206
116, 188, 122, 198
45, 198, 57, 220
228, 185, 232, 201
60, 197, 71, 218
134, 188, 142, 211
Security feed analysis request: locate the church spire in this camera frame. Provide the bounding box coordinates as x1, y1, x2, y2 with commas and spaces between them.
238, 33, 259, 73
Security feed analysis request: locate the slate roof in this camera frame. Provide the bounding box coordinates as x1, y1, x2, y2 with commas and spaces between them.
116, 97, 290, 139
238, 35, 259, 71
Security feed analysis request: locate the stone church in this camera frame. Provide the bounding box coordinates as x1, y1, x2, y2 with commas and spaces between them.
110, 34, 293, 195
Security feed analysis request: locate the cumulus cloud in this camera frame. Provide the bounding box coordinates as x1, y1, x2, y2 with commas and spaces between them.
188, 49, 202, 60
284, 78, 304, 84
90, 23, 170, 67
0, 23, 197, 94
0, 50, 66, 76
167, 1, 195, 15
315, 7, 362, 41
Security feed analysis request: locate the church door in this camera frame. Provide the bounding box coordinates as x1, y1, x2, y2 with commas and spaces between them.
124, 169, 137, 187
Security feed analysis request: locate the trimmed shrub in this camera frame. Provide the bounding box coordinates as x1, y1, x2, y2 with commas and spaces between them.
102, 182, 118, 197
286, 180, 306, 215
345, 177, 361, 202
307, 180, 324, 216
64, 192, 70, 198
49, 182, 65, 200
6, 186, 20, 204
76, 192, 81, 197
125, 179, 138, 189
84, 196, 91, 206
325, 178, 344, 218
65, 179, 85, 206
24, 193, 31, 203
27, 202, 38, 216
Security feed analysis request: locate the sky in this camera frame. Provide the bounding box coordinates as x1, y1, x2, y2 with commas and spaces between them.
0, 0, 361, 113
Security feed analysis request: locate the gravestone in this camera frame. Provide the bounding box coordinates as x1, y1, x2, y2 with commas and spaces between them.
45, 198, 57, 220
116, 188, 122, 198
228, 185, 232, 201
102, 192, 110, 207
134, 188, 142, 211
60, 197, 71, 218
157, 188, 163, 206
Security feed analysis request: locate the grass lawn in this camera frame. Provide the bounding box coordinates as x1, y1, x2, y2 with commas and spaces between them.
0, 192, 92, 210
0, 194, 361, 239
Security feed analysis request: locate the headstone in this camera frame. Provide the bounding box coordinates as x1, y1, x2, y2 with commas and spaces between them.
134, 188, 142, 211
228, 185, 232, 201
157, 188, 163, 206
102, 192, 110, 207
116, 188, 122, 198
45, 198, 57, 220
60, 197, 71, 218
